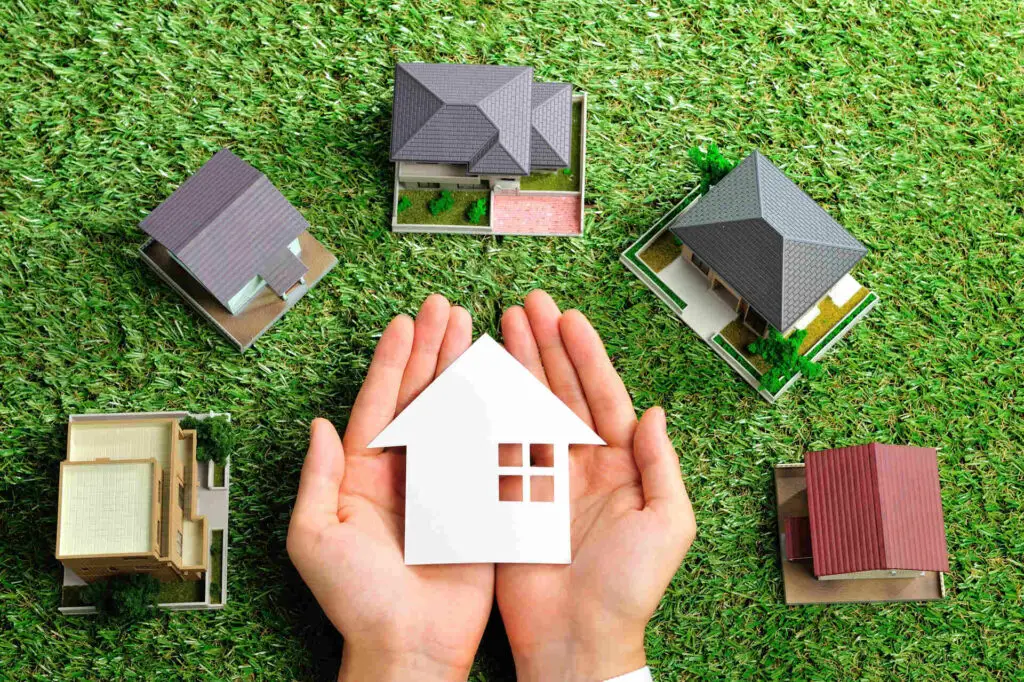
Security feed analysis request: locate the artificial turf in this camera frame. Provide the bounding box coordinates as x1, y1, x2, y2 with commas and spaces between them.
1, 1, 1022, 680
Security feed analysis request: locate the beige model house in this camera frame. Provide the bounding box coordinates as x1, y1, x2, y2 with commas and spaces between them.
56, 416, 208, 584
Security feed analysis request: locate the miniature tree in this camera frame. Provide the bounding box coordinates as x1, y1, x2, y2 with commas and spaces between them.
179, 415, 235, 466
397, 195, 412, 213
428, 190, 455, 216
749, 329, 821, 394
466, 198, 487, 224
688, 144, 737, 194
82, 574, 160, 621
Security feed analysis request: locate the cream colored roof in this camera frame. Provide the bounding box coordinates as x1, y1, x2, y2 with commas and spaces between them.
68, 420, 173, 471
58, 461, 154, 557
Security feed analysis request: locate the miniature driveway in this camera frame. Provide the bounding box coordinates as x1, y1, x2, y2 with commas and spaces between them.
197, 461, 229, 529
658, 255, 737, 339
492, 194, 581, 235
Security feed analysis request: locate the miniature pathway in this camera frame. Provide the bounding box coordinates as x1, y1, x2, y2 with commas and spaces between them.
197, 462, 229, 529
658, 256, 737, 339
492, 194, 581, 235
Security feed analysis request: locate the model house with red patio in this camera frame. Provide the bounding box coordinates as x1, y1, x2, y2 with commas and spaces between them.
389, 62, 587, 236
774, 443, 949, 604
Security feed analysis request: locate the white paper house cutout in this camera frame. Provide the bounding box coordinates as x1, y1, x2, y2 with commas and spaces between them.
369, 334, 604, 564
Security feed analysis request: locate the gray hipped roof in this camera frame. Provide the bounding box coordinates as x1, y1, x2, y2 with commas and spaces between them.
669, 151, 867, 330
140, 149, 309, 309
390, 63, 571, 175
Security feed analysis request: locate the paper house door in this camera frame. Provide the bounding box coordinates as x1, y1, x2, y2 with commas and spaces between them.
369, 334, 604, 564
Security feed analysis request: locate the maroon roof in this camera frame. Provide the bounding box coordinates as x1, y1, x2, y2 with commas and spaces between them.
805, 443, 949, 577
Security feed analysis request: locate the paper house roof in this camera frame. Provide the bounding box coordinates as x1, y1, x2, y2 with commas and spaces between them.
669, 151, 867, 331
371, 334, 603, 448
805, 443, 949, 577
390, 63, 572, 176
140, 149, 309, 310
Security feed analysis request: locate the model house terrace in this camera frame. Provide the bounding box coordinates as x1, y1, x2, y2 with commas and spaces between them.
390, 62, 588, 236
56, 416, 207, 584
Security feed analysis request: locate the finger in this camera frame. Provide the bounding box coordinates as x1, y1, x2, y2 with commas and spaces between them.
436, 305, 472, 376
396, 294, 452, 412
559, 310, 636, 446
292, 418, 346, 528
343, 314, 415, 453
501, 305, 549, 386
633, 407, 692, 527
523, 290, 593, 428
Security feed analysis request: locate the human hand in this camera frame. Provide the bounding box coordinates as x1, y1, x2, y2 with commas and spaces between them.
497, 290, 697, 682
287, 295, 493, 682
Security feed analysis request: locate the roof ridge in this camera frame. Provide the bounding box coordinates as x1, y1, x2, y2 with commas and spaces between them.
783, 233, 867, 251
530, 92, 564, 151
477, 66, 533, 108
391, 103, 453, 159
177, 169, 265, 260
868, 443, 889, 568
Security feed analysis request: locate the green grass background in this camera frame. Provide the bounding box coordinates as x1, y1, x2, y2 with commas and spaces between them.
1, 1, 1022, 679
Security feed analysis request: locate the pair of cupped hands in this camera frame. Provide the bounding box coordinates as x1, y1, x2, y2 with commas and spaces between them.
287, 291, 697, 682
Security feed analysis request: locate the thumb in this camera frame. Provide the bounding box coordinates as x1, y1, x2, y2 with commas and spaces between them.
292, 418, 346, 526
632, 407, 688, 516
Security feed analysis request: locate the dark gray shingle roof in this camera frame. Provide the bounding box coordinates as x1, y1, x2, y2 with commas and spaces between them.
669, 151, 867, 330
140, 149, 309, 309
390, 63, 571, 175
530, 82, 572, 169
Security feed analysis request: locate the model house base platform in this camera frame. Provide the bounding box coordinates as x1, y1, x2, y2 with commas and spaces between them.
141, 231, 336, 352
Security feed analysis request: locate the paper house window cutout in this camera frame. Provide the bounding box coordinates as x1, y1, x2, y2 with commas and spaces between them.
369, 334, 604, 565
498, 443, 556, 503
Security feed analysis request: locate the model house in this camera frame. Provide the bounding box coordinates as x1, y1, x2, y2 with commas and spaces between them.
56, 416, 208, 584
369, 335, 603, 564
622, 149, 878, 401
668, 151, 868, 337
56, 412, 230, 613
389, 63, 588, 236
774, 443, 949, 604
139, 148, 337, 351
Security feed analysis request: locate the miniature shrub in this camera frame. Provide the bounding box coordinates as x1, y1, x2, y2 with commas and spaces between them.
82, 574, 160, 622
396, 195, 412, 213
428, 190, 455, 216
466, 197, 487, 224
179, 415, 235, 465
748, 329, 821, 394
562, 167, 572, 175
688, 144, 737, 194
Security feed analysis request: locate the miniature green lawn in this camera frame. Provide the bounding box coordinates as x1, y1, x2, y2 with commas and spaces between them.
1, 2, 1022, 680
397, 189, 490, 227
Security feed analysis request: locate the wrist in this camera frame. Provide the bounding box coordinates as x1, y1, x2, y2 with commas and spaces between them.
338, 644, 471, 682
512, 633, 646, 682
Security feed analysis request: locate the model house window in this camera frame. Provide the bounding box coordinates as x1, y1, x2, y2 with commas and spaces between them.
176, 530, 184, 555
690, 252, 710, 276
178, 482, 185, 505
498, 443, 555, 502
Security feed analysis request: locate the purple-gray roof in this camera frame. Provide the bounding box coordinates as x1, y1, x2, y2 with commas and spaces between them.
140, 149, 309, 310
390, 63, 571, 176
669, 151, 868, 330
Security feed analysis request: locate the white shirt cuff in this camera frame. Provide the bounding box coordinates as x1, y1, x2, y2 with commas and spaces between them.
604, 667, 653, 682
